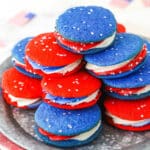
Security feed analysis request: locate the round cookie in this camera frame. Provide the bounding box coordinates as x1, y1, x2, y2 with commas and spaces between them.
85, 33, 147, 79
25, 32, 83, 77
41, 71, 102, 109
1, 67, 42, 109
104, 96, 150, 131
55, 6, 117, 54
103, 42, 150, 100
12, 37, 41, 79
34, 103, 102, 147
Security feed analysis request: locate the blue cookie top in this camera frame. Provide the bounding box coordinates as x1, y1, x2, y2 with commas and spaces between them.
84, 33, 144, 66
12, 37, 32, 63
35, 102, 101, 136
103, 46, 150, 88
56, 6, 116, 42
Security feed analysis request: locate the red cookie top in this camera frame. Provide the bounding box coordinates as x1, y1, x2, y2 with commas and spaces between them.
25, 32, 82, 66
42, 71, 102, 97
2, 68, 42, 98
104, 96, 150, 121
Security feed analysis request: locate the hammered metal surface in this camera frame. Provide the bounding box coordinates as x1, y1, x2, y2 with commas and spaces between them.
0, 57, 150, 150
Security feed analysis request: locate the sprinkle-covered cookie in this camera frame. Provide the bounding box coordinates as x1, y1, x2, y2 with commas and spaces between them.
25, 32, 83, 77
1, 68, 42, 109
55, 6, 117, 54
104, 96, 150, 131
34, 103, 102, 147
12, 37, 41, 79
103, 43, 150, 99
41, 71, 102, 109
85, 33, 147, 79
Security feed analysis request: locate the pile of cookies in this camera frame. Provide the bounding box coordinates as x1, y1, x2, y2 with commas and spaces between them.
1, 5, 150, 148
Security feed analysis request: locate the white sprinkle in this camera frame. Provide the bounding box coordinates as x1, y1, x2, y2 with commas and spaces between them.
87, 12, 91, 15
103, 16, 107, 18
34, 41, 38, 45
90, 9, 93, 12
13, 80, 17, 83
56, 53, 67, 57
140, 114, 144, 118
19, 87, 23, 91
139, 78, 143, 82
18, 81, 24, 85
41, 43, 45, 45
135, 62, 139, 65
77, 27, 80, 31
67, 124, 72, 129
57, 84, 63, 88
63, 112, 66, 115
49, 48, 52, 51
100, 33, 103, 37
72, 26, 76, 29
45, 45, 49, 48
109, 23, 112, 27
44, 82, 47, 86
68, 89, 71, 92
48, 125, 51, 128
58, 129, 62, 133
75, 89, 79, 92
90, 32, 94, 35
137, 107, 140, 110
18, 48, 22, 51
42, 36, 47, 40
141, 104, 146, 108
42, 48, 46, 51
14, 85, 18, 88
46, 118, 49, 122
82, 21, 86, 24
120, 36, 123, 39
53, 41, 57, 44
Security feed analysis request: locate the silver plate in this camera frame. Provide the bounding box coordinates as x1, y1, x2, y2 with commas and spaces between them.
0, 57, 150, 150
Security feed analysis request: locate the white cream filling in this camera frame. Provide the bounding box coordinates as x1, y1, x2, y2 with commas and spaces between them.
12, 57, 25, 66
106, 112, 150, 127
136, 84, 150, 95
71, 121, 101, 141
42, 59, 82, 75
8, 94, 40, 107
92, 32, 116, 49
86, 58, 132, 73
66, 90, 99, 106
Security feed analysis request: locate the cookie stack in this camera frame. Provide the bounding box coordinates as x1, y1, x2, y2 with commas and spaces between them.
29, 32, 103, 147
31, 6, 118, 147
1, 37, 42, 109
82, 17, 150, 130
2, 4, 149, 148
102, 43, 150, 131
